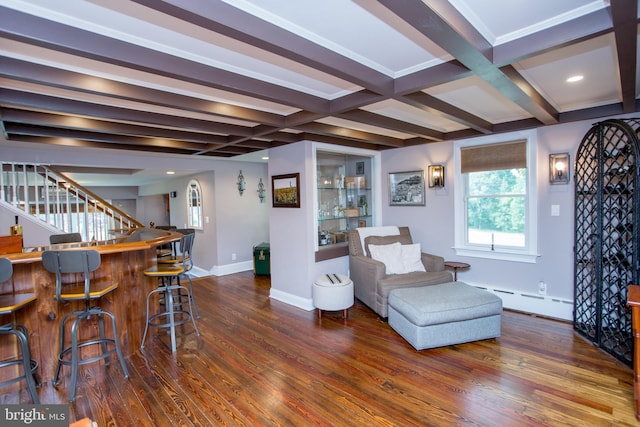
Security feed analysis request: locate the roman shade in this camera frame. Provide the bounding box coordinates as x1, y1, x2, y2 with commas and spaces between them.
461, 140, 526, 173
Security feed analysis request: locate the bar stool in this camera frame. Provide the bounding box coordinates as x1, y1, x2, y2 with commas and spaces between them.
0, 258, 40, 403
42, 249, 129, 402
157, 229, 199, 318
142, 263, 200, 353
155, 226, 176, 259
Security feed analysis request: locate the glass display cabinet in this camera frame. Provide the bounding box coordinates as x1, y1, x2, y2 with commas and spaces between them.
316, 151, 373, 258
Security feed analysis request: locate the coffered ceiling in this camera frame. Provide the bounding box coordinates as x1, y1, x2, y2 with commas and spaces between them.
0, 0, 638, 167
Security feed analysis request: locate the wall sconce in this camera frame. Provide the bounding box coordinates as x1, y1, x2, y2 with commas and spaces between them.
237, 170, 246, 195
257, 178, 266, 203
428, 165, 445, 188
549, 153, 570, 185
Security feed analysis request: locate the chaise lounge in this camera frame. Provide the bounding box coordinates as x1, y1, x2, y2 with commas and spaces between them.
348, 226, 453, 318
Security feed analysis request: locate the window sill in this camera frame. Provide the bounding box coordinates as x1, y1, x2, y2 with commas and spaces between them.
453, 247, 539, 263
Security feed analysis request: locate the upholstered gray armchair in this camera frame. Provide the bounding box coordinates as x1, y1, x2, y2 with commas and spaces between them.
348, 226, 452, 318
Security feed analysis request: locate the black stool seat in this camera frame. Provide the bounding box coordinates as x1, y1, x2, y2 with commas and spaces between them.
42, 249, 129, 402
0, 259, 40, 403
142, 263, 200, 353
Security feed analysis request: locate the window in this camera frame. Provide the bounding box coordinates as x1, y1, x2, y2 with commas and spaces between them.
187, 179, 203, 229
454, 132, 538, 263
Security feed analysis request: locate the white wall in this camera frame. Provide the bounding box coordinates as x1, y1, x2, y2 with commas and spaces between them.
268, 141, 316, 309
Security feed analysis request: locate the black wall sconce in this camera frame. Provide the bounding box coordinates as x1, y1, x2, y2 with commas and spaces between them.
549, 153, 570, 184
428, 165, 445, 188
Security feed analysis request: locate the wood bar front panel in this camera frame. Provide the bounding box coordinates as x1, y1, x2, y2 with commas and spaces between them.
0, 247, 158, 384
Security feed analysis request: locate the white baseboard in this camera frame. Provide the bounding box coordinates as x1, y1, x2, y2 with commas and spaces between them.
269, 288, 315, 312
211, 260, 254, 276
468, 282, 574, 321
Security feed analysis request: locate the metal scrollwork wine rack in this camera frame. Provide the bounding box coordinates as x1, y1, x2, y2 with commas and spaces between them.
574, 118, 640, 367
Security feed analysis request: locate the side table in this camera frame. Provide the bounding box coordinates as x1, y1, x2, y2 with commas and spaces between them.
444, 261, 470, 281
312, 274, 354, 319
627, 285, 640, 421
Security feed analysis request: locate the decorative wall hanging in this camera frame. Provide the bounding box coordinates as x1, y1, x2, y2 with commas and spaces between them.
237, 170, 246, 195
388, 170, 425, 206
257, 178, 266, 203
272, 173, 300, 208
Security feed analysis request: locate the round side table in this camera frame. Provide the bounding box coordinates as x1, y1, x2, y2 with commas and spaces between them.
444, 261, 470, 281
312, 274, 354, 319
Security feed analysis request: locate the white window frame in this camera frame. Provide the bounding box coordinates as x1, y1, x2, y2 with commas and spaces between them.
453, 130, 539, 263
187, 179, 203, 230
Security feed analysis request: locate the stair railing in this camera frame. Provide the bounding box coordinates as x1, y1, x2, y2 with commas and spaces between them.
0, 163, 143, 241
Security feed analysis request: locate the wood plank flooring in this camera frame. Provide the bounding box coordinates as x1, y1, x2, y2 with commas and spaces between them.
2, 271, 638, 426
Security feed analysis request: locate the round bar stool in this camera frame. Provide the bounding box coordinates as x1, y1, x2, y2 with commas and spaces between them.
142, 263, 200, 353
42, 249, 129, 402
157, 230, 199, 318
0, 258, 40, 403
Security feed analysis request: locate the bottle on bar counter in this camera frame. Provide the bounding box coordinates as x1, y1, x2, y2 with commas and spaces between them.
10, 215, 22, 235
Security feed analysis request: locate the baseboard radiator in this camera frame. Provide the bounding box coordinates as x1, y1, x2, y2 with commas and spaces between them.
470, 283, 574, 321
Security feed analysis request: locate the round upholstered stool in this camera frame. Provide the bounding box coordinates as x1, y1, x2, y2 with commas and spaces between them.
313, 274, 354, 319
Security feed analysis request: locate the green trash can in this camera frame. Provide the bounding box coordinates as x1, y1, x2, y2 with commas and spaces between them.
253, 242, 270, 276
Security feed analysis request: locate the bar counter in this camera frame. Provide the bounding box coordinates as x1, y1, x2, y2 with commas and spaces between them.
0, 228, 182, 384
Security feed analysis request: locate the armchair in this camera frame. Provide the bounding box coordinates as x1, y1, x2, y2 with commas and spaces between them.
348, 226, 452, 318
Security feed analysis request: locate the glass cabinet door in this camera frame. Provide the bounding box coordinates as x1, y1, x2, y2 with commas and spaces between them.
316, 151, 373, 251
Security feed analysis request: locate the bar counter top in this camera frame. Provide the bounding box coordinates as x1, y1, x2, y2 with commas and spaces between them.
0, 228, 183, 390
3, 227, 181, 263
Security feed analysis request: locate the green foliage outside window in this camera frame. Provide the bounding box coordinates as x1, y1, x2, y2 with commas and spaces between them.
466, 169, 526, 246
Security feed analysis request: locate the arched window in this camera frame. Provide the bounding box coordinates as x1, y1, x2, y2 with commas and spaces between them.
187, 179, 203, 229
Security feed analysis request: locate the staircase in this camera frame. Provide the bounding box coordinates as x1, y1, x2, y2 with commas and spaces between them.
1, 163, 143, 241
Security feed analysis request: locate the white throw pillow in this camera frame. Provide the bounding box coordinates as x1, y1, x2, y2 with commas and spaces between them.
368, 242, 404, 275
401, 243, 426, 273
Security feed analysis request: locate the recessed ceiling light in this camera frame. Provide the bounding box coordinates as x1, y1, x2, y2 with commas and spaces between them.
566, 75, 584, 83
261, 156, 269, 160
166, 170, 175, 175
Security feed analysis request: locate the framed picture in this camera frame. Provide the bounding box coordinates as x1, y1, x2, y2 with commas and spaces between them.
388, 170, 425, 206
356, 161, 365, 175
272, 173, 300, 208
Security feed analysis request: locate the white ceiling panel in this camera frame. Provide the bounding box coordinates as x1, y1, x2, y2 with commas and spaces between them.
515, 33, 620, 112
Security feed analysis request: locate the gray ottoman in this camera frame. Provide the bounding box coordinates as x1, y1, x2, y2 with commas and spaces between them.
388, 282, 502, 350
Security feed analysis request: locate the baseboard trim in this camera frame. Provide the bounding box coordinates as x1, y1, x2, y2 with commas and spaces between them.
269, 288, 315, 312
213, 261, 253, 276
467, 281, 574, 321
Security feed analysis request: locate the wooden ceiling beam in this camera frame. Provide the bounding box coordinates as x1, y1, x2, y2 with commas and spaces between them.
294, 122, 404, 148
337, 109, 443, 141
0, 59, 286, 126
7, 135, 212, 156
131, 0, 394, 95
610, 0, 638, 113
378, 0, 559, 125
0, 6, 329, 112
0, 109, 229, 144
401, 92, 493, 134
0, 89, 255, 136
4, 123, 218, 151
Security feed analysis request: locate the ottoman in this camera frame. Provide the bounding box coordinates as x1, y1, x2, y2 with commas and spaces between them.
388, 282, 502, 350
313, 274, 354, 319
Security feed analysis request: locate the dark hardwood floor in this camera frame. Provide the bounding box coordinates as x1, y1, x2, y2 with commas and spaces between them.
2, 271, 638, 426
